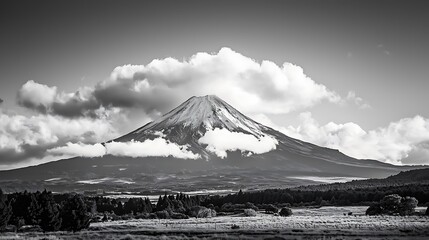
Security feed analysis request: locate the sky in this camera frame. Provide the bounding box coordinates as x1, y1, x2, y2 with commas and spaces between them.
1, 0, 429, 169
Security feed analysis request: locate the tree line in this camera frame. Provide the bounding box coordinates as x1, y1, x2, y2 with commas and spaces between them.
0, 189, 91, 232
0, 189, 212, 232
2, 183, 429, 232
202, 184, 429, 207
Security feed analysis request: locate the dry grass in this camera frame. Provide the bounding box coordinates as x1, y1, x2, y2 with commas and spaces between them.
2, 206, 429, 239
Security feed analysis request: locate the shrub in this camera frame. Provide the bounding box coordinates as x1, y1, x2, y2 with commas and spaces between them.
279, 207, 293, 217
231, 224, 240, 229
189, 206, 216, 218
264, 204, 278, 214
171, 212, 189, 219
243, 208, 257, 217
366, 194, 418, 216
380, 194, 402, 214
155, 210, 170, 219
197, 208, 216, 218
366, 203, 382, 215
245, 202, 259, 211
134, 213, 151, 219
399, 196, 418, 215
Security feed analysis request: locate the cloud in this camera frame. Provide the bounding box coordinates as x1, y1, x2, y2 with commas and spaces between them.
346, 91, 371, 109
49, 138, 200, 160
198, 128, 278, 158
282, 112, 429, 165
0, 109, 117, 165
17, 80, 57, 113
105, 139, 200, 159
401, 141, 429, 165
17, 48, 355, 118
48, 142, 106, 158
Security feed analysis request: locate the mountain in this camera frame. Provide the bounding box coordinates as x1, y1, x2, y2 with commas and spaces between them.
0, 95, 422, 193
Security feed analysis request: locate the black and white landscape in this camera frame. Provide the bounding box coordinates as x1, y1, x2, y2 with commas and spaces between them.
1, 0, 429, 239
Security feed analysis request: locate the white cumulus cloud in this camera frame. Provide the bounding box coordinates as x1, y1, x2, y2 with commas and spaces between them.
16, 48, 358, 119
46, 138, 201, 160
17, 80, 57, 112
48, 142, 106, 158
105, 139, 199, 159
198, 128, 278, 158
0, 109, 117, 167
282, 112, 429, 165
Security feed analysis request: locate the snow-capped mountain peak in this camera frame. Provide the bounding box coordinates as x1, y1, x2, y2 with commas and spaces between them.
113, 95, 278, 159
132, 95, 266, 136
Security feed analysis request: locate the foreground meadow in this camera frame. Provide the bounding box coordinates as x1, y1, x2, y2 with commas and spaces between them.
2, 206, 428, 240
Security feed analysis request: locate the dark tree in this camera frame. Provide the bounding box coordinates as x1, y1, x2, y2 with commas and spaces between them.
8, 191, 33, 227
38, 190, 62, 232
399, 196, 418, 215
28, 192, 43, 225
264, 204, 278, 214
380, 194, 402, 214
366, 204, 382, 215
0, 189, 12, 231
60, 194, 91, 231
366, 194, 418, 216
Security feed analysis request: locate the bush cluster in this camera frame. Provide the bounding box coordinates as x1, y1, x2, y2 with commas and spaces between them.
243, 208, 257, 217
279, 207, 293, 217
366, 194, 418, 216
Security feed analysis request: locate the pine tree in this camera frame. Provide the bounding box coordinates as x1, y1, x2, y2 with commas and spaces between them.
28, 192, 42, 225
155, 196, 163, 211
60, 194, 91, 231
0, 189, 12, 231
38, 190, 62, 232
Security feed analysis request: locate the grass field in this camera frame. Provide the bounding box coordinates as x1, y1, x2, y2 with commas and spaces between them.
1, 206, 428, 239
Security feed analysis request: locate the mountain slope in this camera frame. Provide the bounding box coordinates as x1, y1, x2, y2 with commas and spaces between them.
113, 95, 409, 176
0, 95, 423, 193
295, 167, 429, 191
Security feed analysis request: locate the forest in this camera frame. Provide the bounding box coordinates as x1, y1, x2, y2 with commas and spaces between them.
1, 182, 429, 232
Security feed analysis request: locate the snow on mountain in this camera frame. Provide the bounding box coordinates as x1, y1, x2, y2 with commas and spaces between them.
114, 95, 279, 159
135, 95, 267, 136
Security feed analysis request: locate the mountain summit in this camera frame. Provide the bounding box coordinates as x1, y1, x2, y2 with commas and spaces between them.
116, 95, 267, 141
115, 95, 274, 159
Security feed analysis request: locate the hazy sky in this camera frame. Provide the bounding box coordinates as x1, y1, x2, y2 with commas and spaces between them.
1, 0, 429, 168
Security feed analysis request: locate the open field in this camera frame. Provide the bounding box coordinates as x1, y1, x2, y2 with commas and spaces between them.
1, 206, 428, 239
